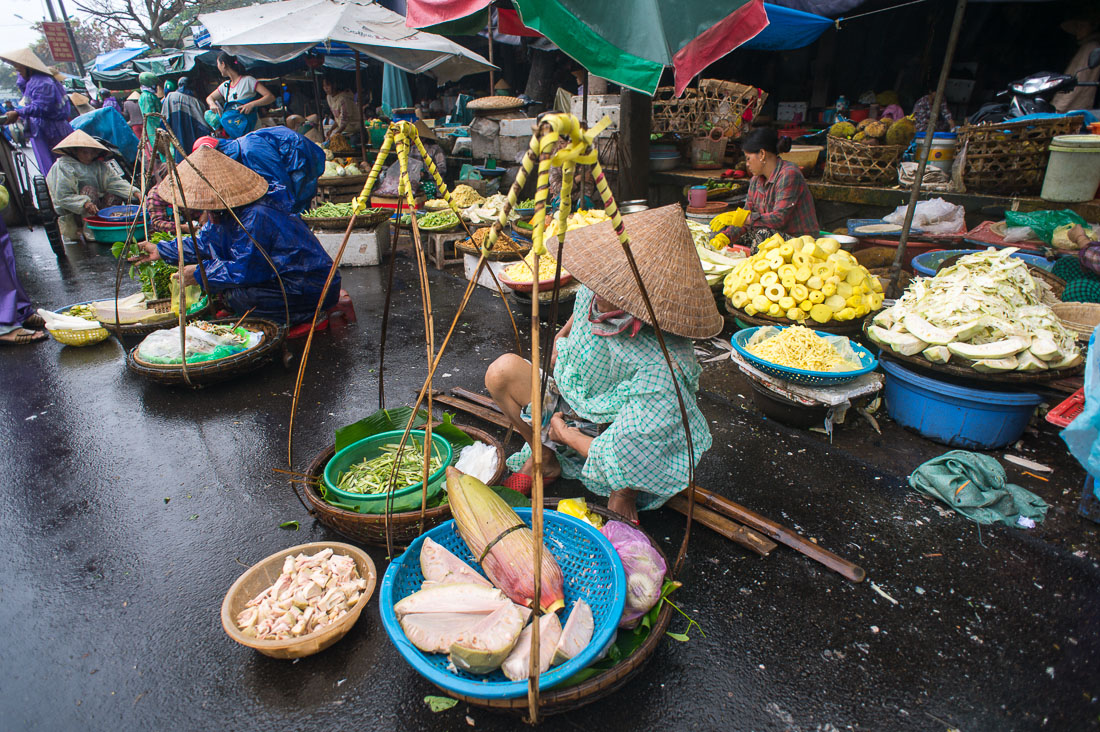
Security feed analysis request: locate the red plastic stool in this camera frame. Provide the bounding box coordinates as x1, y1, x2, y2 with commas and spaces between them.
326, 289, 357, 324
287, 316, 329, 340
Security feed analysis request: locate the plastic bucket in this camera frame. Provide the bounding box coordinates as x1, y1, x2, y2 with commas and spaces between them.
881, 360, 1042, 449
913, 132, 957, 175
1041, 134, 1100, 203
323, 430, 453, 511
910, 248, 1054, 277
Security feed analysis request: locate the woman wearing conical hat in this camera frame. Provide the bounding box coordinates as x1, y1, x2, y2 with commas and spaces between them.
46, 130, 141, 241
129, 146, 340, 324
0, 48, 74, 174
484, 205, 721, 522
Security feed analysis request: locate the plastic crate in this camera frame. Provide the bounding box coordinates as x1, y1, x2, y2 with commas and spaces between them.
1046, 387, 1085, 428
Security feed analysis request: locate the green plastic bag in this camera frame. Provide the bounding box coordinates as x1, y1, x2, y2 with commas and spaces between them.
1004, 209, 1086, 244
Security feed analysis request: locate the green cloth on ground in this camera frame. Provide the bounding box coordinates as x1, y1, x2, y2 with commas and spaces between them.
1051, 257, 1100, 303
908, 450, 1048, 527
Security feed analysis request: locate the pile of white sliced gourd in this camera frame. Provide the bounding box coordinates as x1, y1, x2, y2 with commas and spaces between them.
867, 248, 1081, 373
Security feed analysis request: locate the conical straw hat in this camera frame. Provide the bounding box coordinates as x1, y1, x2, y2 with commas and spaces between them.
53, 129, 108, 155
69, 92, 89, 106
155, 146, 268, 211
554, 204, 723, 339
127, 90, 140, 101
0, 48, 52, 76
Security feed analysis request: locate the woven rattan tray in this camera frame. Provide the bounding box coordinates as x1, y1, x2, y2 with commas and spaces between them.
448, 499, 674, 716
867, 324, 1084, 384
724, 300, 870, 336
304, 208, 392, 230
468, 95, 525, 112
126, 317, 287, 388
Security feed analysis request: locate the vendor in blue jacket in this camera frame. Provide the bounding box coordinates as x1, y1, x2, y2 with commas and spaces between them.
129, 146, 339, 324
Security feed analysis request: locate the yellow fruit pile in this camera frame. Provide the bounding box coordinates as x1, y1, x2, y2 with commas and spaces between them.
723, 234, 885, 324
544, 209, 610, 240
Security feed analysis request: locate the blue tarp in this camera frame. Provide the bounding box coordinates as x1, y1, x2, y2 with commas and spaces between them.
382, 63, 412, 115
71, 107, 140, 170
216, 127, 326, 214
153, 185, 339, 324
743, 4, 832, 51
93, 46, 149, 72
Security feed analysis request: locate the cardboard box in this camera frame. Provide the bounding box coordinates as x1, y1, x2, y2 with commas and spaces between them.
776, 102, 808, 123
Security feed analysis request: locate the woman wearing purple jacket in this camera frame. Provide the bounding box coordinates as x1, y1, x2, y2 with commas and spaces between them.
0, 48, 73, 174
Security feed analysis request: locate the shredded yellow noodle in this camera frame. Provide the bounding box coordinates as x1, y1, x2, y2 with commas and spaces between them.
747, 325, 858, 372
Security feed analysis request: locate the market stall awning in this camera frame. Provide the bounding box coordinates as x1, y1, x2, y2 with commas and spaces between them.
198, 0, 495, 83
92, 46, 149, 72
408, 0, 768, 95
744, 4, 832, 51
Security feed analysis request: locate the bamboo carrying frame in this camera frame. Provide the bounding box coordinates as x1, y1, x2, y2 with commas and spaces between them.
287, 115, 698, 722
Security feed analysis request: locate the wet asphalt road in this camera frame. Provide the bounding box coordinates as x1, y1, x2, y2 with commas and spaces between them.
1, 224, 1098, 732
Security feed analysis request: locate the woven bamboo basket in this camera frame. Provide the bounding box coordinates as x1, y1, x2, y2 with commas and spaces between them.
1051, 302, 1100, 339
446, 499, 674, 716
956, 116, 1082, 195
126, 318, 287, 387
824, 135, 905, 186
99, 297, 213, 338
296, 424, 506, 548
304, 208, 392, 231
651, 79, 766, 137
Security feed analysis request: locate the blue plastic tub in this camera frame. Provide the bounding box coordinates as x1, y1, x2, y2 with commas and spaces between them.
911, 249, 1054, 277
881, 360, 1042, 449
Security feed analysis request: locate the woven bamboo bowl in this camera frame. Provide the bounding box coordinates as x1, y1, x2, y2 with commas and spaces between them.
220, 541, 376, 659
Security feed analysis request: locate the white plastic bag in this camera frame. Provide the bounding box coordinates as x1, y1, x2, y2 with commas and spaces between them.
883, 197, 965, 235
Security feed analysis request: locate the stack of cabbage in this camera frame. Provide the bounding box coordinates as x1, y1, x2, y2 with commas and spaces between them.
867, 248, 1081, 373
723, 234, 884, 324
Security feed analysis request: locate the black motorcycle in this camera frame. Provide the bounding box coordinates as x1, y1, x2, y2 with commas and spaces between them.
969, 48, 1100, 124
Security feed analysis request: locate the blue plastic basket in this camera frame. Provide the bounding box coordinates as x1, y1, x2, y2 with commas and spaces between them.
731, 326, 879, 386
379, 508, 626, 700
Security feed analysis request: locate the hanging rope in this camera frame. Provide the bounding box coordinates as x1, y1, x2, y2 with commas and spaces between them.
835, 0, 928, 28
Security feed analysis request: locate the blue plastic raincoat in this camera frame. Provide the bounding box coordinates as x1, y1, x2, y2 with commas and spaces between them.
216, 126, 325, 214
72, 107, 140, 170
153, 185, 339, 324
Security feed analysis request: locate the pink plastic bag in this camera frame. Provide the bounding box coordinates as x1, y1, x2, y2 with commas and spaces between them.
601, 521, 668, 628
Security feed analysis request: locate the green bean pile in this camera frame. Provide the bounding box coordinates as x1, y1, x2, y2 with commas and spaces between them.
303, 202, 355, 218
419, 209, 459, 229
516, 198, 536, 208
337, 441, 443, 494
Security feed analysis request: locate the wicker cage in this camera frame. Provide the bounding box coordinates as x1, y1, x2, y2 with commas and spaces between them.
824, 135, 905, 186
651, 79, 767, 137
956, 116, 1082, 195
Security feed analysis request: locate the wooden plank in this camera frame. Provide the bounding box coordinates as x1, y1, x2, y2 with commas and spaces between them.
451, 387, 503, 413
691, 485, 866, 583
666, 494, 776, 557
432, 394, 512, 430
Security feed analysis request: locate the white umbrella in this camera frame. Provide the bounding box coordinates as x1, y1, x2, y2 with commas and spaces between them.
199, 0, 495, 83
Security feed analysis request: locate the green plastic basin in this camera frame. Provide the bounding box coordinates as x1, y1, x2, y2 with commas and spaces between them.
323, 430, 453, 512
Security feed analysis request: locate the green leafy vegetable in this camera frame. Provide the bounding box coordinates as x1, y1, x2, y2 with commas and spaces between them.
558, 580, 691, 688
334, 408, 473, 451
424, 695, 459, 712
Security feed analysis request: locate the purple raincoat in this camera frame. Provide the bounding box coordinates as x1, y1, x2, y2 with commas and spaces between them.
0, 217, 34, 334
102, 95, 123, 115
16, 71, 74, 175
